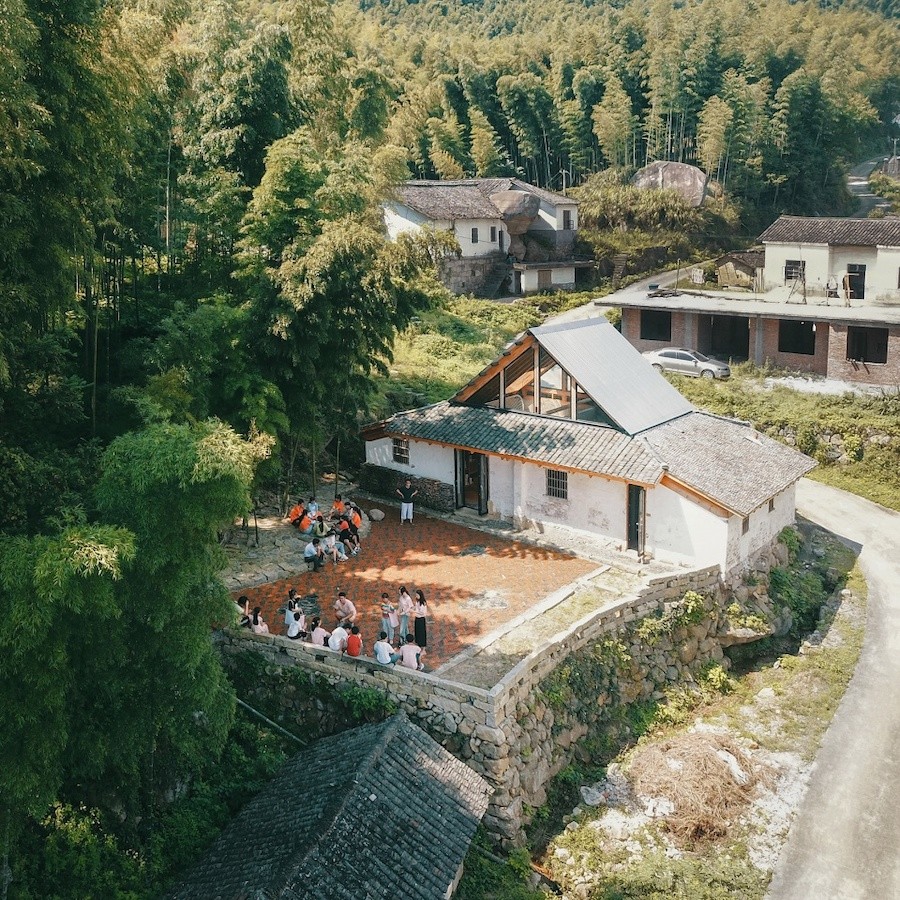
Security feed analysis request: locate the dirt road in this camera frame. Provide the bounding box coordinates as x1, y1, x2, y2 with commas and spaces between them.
767, 479, 900, 899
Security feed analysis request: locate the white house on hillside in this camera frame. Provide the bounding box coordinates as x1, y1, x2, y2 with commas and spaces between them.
362, 319, 815, 574
760, 216, 900, 304
384, 178, 588, 296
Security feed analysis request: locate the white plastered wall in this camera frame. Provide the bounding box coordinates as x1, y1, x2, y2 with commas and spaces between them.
870, 246, 900, 303
644, 484, 729, 568
452, 218, 506, 258
763, 242, 830, 293
725, 483, 797, 571
366, 437, 455, 482
519, 265, 577, 293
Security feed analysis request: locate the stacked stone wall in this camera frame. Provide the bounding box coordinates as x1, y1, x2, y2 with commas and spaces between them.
359, 463, 455, 512
219, 541, 790, 847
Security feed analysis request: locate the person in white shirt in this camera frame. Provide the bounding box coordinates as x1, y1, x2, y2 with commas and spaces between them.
374, 631, 400, 666
328, 623, 349, 653
286, 611, 306, 640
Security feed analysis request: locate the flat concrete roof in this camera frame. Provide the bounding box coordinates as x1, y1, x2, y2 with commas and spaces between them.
611, 289, 900, 327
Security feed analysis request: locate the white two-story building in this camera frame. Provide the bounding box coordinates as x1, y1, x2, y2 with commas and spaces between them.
384, 178, 588, 296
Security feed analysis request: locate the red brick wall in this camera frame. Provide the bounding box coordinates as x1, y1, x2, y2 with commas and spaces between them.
621, 308, 690, 352
827, 323, 900, 386
758, 318, 829, 376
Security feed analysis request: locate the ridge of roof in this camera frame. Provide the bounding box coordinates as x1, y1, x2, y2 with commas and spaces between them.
758, 215, 900, 247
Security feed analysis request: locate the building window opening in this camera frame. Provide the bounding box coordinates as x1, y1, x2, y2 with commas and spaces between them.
778, 320, 816, 355
538, 349, 571, 418
847, 326, 888, 364
490, 226, 497, 242
471, 227, 479, 244
741, 516, 750, 535
563, 209, 573, 231
392, 437, 410, 465
784, 259, 805, 283
546, 469, 568, 500
768, 498, 775, 513
640, 309, 672, 342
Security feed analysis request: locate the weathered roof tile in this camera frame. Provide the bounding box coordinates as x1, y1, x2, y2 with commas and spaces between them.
759, 216, 900, 247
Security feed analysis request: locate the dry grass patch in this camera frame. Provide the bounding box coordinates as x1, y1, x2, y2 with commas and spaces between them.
629, 731, 773, 846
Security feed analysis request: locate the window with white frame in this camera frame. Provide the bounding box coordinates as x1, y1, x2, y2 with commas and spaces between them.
546, 468, 568, 499
471, 227, 479, 244
490, 225, 497, 242
392, 437, 410, 465
563, 209, 573, 231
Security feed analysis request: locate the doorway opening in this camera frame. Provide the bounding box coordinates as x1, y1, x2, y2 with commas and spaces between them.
627, 485, 646, 555
455, 450, 489, 515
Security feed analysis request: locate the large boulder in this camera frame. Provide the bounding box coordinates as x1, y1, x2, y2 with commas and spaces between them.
631, 161, 708, 207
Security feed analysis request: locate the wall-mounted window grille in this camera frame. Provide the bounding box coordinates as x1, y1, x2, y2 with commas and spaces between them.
546, 469, 568, 499
392, 437, 410, 464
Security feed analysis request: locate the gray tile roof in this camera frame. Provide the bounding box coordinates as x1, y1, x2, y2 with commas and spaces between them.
639, 411, 816, 515
165, 714, 491, 900
759, 216, 900, 247
396, 178, 575, 221
382, 401, 666, 484
530, 319, 694, 435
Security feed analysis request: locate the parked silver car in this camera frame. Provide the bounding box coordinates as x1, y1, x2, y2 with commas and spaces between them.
642, 348, 731, 379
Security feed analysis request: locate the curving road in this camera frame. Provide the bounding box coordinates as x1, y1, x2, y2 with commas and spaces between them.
767, 479, 900, 900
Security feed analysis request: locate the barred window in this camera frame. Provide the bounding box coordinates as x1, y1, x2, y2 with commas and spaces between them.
392, 437, 410, 465
784, 259, 805, 282
546, 468, 568, 499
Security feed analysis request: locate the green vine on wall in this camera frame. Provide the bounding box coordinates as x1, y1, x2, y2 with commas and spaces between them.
635, 590, 708, 644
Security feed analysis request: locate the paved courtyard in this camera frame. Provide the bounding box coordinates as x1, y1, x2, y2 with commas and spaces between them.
238, 506, 597, 670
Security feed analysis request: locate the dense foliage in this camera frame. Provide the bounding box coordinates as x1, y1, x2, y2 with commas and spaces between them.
0, 0, 896, 894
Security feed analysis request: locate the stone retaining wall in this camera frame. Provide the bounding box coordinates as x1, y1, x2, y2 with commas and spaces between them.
218, 540, 791, 846
359, 463, 455, 513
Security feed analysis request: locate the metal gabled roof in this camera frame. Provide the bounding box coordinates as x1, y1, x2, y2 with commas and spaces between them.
530, 319, 694, 435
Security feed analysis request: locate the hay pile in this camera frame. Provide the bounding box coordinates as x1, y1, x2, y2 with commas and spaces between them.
628, 732, 770, 846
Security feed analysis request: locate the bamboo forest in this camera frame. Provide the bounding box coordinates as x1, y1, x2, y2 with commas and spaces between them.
0, 0, 897, 895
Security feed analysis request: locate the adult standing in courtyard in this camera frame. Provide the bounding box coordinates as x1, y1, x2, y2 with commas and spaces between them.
396, 478, 418, 525
413, 589, 428, 651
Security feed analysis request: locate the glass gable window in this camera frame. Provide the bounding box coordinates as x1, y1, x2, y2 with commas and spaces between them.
467, 373, 501, 407
538, 349, 571, 418
503, 348, 536, 412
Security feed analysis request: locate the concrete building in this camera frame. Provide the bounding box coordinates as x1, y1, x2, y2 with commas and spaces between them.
362, 319, 814, 574
618, 216, 900, 386
384, 178, 590, 296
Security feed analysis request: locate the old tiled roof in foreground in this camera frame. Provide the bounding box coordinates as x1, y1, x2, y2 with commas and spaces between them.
759, 216, 900, 247
165, 713, 491, 900
639, 411, 817, 515
382, 401, 666, 484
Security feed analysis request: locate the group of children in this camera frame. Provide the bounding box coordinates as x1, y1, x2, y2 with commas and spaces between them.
234, 584, 431, 672
288, 495, 363, 570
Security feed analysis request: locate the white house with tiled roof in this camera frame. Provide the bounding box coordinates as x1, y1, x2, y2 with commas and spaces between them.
384, 178, 588, 296
759, 216, 900, 304
619, 216, 900, 387
362, 319, 815, 573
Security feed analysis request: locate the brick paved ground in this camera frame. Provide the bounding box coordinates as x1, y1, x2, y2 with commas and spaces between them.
239, 506, 597, 670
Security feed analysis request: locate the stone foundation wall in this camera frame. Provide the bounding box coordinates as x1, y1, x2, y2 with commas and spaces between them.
219, 542, 791, 847
359, 463, 455, 512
